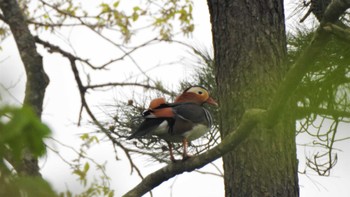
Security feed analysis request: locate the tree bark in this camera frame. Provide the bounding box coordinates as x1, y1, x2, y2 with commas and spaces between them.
207, 0, 299, 196
0, 0, 49, 176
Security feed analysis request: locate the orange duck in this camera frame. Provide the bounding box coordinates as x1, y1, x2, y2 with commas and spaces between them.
128, 86, 217, 161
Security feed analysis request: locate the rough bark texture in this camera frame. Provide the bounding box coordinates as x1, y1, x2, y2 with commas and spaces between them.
0, 0, 49, 176
207, 1, 299, 196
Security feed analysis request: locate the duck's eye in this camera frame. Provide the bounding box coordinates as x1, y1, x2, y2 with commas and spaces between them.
198, 91, 203, 95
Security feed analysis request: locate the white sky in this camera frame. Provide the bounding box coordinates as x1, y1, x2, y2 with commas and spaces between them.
0, 0, 349, 197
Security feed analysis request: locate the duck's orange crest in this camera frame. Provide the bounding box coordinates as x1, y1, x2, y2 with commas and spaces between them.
148, 97, 166, 109
152, 107, 174, 118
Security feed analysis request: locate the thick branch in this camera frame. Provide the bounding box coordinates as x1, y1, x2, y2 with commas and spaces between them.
0, 0, 49, 176
266, 0, 350, 127
123, 109, 265, 197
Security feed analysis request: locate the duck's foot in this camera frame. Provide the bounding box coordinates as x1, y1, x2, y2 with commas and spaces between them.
182, 154, 192, 161
170, 158, 181, 163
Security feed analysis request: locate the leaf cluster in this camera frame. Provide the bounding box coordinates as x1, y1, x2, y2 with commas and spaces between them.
0, 106, 55, 196
0, 176, 57, 197
0, 106, 50, 168
2, 0, 194, 43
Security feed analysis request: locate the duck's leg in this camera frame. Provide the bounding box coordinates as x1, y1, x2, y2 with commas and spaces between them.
182, 138, 191, 160
166, 141, 176, 162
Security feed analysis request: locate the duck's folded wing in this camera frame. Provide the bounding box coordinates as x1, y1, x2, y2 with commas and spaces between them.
127, 118, 167, 139
172, 103, 213, 134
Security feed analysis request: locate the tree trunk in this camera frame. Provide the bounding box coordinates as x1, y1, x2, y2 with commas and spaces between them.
207, 0, 299, 196
0, 0, 49, 176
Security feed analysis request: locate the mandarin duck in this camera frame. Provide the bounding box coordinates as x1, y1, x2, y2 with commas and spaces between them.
127, 86, 217, 161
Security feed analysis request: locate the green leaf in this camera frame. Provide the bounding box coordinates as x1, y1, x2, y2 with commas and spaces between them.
113, 1, 120, 8
0, 106, 51, 161
14, 176, 57, 197
83, 162, 90, 173
80, 133, 89, 140
100, 3, 111, 13
132, 12, 139, 22
73, 169, 86, 180
108, 190, 114, 197
133, 6, 140, 11
89, 135, 99, 143
0, 176, 57, 197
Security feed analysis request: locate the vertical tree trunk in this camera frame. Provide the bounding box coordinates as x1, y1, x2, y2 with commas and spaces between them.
207, 0, 299, 196
0, 0, 49, 176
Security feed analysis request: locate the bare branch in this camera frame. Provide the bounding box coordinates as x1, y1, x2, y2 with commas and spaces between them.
34, 36, 98, 69
34, 34, 150, 181
27, 19, 82, 28
68, 55, 147, 180
95, 37, 159, 70
86, 82, 176, 96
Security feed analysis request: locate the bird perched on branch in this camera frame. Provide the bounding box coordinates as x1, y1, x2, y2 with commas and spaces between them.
127, 86, 217, 162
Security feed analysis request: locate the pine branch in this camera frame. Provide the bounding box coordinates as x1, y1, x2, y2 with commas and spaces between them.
266, 0, 350, 127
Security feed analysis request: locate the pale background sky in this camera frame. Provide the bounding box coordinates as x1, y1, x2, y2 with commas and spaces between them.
0, 0, 349, 196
